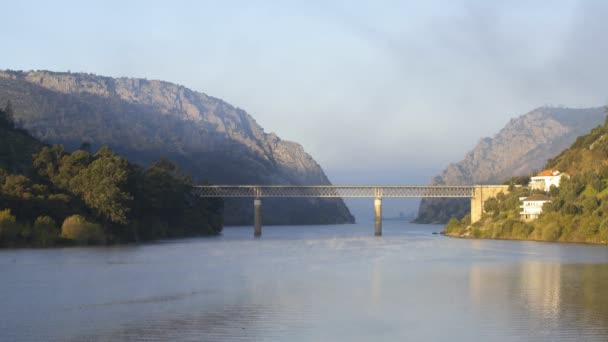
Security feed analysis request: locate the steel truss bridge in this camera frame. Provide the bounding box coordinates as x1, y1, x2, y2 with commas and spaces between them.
194, 185, 475, 198
194, 185, 508, 237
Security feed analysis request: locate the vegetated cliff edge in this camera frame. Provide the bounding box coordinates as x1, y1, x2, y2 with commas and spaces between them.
445, 115, 608, 244
0, 70, 354, 225
415, 106, 606, 224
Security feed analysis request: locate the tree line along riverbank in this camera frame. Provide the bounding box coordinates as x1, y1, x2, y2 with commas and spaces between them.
0, 105, 223, 248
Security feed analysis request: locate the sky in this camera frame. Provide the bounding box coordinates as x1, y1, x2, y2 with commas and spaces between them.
2, 0, 608, 218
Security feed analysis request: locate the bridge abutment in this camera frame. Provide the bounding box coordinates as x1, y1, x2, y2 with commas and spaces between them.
470, 185, 510, 224
375, 197, 382, 236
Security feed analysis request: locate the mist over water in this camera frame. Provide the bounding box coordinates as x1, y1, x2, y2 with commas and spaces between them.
2, 222, 608, 341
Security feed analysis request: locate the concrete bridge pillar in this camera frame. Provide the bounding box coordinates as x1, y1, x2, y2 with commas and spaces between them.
470, 185, 510, 224
374, 197, 382, 236
254, 197, 262, 237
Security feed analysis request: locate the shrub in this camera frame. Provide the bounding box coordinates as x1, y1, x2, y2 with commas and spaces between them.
472, 228, 482, 238
33, 216, 59, 247
583, 196, 600, 214
541, 222, 562, 241
445, 218, 460, 231
61, 215, 105, 244
461, 214, 471, 226
599, 219, 608, 243
0, 209, 19, 243
512, 222, 533, 239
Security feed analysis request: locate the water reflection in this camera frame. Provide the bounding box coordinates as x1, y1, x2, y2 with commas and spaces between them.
468, 262, 608, 340
2, 222, 608, 341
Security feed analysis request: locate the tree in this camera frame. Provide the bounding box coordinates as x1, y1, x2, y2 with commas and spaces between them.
55, 150, 91, 190
71, 148, 132, 225
33, 145, 66, 181
4, 100, 15, 128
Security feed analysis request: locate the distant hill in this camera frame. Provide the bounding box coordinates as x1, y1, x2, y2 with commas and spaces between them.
0, 70, 354, 225
415, 106, 606, 224
445, 114, 608, 244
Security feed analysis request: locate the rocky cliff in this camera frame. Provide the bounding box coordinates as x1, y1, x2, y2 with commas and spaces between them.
415, 106, 606, 223
0, 70, 354, 225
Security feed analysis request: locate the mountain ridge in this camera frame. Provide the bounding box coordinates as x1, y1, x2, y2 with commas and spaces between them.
0, 69, 354, 225
415, 106, 606, 224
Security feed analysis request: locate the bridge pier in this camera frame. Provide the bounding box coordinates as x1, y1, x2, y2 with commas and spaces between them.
374, 197, 382, 236
254, 197, 262, 237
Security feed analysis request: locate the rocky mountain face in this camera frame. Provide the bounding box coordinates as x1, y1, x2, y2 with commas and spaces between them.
415, 106, 606, 224
0, 70, 354, 225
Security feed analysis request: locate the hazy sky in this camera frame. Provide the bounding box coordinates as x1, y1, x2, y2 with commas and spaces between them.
3, 1, 608, 198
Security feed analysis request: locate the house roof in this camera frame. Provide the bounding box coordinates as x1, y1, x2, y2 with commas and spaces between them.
537, 169, 561, 177
522, 194, 552, 202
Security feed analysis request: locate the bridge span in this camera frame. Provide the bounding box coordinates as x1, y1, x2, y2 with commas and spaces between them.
194, 185, 510, 236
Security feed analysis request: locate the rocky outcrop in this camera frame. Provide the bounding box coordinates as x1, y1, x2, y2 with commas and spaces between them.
0, 70, 354, 225
415, 106, 606, 224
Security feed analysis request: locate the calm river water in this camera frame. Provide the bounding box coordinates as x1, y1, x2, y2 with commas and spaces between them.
2, 221, 608, 341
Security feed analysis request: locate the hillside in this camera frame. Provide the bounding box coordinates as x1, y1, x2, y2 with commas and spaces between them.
0, 106, 43, 174
445, 116, 608, 244
0, 70, 354, 225
0, 107, 223, 247
415, 106, 606, 223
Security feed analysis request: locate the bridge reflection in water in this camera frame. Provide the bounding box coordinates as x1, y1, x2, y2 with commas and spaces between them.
194, 185, 509, 236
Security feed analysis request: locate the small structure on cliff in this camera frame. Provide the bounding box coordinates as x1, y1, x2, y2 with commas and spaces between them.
529, 169, 568, 192
520, 195, 552, 221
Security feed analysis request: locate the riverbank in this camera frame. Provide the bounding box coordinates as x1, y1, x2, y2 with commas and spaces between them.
444, 228, 608, 245
444, 217, 608, 245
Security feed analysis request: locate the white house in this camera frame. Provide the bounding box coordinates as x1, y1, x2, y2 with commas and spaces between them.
520, 195, 552, 221
529, 169, 568, 192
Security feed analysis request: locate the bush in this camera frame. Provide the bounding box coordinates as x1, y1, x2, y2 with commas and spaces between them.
472, 228, 482, 238
0, 209, 19, 243
512, 221, 533, 239
599, 219, 608, 243
541, 222, 562, 241
33, 216, 59, 247
444, 217, 464, 235
61, 215, 105, 244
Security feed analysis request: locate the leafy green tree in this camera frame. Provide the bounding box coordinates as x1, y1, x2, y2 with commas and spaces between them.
55, 150, 91, 190
33, 145, 66, 181
71, 148, 131, 225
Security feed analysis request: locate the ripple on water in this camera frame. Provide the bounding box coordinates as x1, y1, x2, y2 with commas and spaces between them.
2, 222, 608, 341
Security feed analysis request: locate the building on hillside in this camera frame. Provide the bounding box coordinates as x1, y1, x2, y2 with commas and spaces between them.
529, 169, 568, 192
520, 195, 552, 221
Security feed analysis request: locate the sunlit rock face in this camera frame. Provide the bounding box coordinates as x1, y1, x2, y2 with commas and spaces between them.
415, 106, 605, 224
0, 70, 354, 225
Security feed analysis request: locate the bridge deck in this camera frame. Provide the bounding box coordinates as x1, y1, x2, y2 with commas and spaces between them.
193, 185, 476, 198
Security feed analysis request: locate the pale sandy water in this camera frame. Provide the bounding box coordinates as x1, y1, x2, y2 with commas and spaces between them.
1, 221, 608, 341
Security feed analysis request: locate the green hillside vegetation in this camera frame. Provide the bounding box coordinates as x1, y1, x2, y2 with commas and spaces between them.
0, 70, 354, 226
445, 113, 608, 244
0, 106, 223, 248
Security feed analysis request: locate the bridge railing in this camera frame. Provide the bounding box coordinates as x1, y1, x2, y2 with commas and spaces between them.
193, 185, 476, 198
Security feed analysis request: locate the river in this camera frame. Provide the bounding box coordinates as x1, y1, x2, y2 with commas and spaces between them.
1, 221, 608, 341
